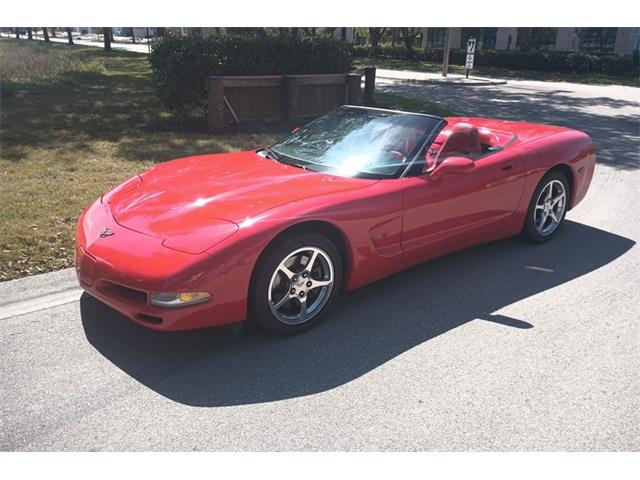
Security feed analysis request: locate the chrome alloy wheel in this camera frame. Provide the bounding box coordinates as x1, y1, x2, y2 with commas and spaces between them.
534, 179, 567, 236
267, 246, 334, 325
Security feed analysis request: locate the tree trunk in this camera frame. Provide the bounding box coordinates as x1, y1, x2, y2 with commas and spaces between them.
130, 28, 136, 43
368, 27, 386, 48
43, 28, 50, 42
66, 28, 73, 45
15, 28, 20, 39
104, 27, 112, 51
402, 29, 413, 51
401, 28, 419, 55
27, 28, 33, 40
442, 28, 451, 77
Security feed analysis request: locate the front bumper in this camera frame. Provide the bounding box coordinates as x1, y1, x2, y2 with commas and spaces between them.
75, 198, 246, 331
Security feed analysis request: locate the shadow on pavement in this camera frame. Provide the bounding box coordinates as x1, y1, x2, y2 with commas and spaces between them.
81, 221, 635, 407
381, 82, 640, 171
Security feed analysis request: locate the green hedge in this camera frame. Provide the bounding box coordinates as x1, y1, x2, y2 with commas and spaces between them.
353, 45, 639, 77
149, 35, 352, 114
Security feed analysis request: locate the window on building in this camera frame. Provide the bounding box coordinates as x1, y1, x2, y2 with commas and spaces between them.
427, 28, 446, 48
579, 28, 617, 52
461, 28, 497, 50
516, 28, 557, 51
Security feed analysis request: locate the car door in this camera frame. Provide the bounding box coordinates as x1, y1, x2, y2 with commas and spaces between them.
401, 149, 525, 262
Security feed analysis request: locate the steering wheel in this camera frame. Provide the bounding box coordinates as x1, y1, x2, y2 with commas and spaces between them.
387, 150, 407, 163
381, 143, 408, 163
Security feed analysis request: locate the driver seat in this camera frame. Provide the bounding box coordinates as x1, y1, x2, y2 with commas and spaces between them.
434, 122, 481, 165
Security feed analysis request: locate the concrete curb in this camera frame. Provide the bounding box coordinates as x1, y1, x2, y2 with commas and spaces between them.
0, 268, 82, 320
0, 268, 78, 306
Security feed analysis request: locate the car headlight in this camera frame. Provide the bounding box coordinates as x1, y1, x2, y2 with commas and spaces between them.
150, 292, 211, 308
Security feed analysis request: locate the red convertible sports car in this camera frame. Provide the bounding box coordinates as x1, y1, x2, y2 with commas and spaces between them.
76, 106, 595, 334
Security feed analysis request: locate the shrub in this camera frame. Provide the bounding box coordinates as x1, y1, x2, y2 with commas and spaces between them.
149, 35, 352, 115
353, 44, 638, 78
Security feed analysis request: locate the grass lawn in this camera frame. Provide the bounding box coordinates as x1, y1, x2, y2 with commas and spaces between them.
372, 92, 455, 117
0, 39, 290, 281
356, 58, 640, 87
0, 39, 453, 281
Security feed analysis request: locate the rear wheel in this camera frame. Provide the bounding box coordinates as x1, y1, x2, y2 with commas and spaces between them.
522, 170, 569, 243
250, 233, 342, 334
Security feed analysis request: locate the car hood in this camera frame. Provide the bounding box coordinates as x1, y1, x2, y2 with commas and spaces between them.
108, 151, 375, 239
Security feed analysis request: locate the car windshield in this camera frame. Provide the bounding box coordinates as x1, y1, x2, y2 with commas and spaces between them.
269, 106, 443, 178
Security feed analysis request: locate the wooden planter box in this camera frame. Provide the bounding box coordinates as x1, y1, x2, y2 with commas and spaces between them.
207, 71, 369, 130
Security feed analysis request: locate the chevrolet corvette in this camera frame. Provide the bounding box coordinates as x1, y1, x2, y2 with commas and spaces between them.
76, 106, 596, 333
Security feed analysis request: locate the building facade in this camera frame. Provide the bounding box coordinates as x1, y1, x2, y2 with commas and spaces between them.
338, 27, 640, 54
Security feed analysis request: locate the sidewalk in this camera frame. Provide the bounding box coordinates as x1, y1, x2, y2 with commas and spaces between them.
376, 68, 507, 86
0, 32, 151, 54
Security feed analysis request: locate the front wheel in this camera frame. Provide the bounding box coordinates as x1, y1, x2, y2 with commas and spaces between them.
250, 233, 343, 334
521, 170, 569, 243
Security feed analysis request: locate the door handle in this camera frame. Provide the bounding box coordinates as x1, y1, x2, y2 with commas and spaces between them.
501, 163, 514, 171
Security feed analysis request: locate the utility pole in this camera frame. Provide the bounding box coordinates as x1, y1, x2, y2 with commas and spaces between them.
442, 27, 451, 77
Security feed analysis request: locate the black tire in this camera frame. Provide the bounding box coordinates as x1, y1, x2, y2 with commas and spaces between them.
521, 170, 570, 243
249, 232, 343, 334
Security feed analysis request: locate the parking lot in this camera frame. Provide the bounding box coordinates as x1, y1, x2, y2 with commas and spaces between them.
1, 77, 639, 451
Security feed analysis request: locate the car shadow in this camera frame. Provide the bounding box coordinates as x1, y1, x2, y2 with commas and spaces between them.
81, 220, 635, 407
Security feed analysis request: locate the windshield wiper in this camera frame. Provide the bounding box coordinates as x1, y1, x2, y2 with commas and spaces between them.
262, 146, 281, 161
263, 147, 310, 170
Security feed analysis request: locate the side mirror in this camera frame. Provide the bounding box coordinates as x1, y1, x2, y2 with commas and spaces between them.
430, 156, 474, 178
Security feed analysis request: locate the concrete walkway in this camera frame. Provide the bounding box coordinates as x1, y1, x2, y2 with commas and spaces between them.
0, 32, 151, 54
376, 68, 507, 86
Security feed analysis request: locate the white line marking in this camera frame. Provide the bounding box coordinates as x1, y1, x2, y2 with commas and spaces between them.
0, 288, 83, 320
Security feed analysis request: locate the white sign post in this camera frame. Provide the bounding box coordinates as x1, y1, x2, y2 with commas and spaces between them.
465, 38, 476, 78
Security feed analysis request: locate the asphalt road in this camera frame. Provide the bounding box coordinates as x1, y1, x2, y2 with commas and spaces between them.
1, 78, 639, 451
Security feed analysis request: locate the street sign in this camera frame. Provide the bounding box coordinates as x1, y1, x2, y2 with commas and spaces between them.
465, 38, 476, 77
467, 38, 477, 54
465, 54, 475, 69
